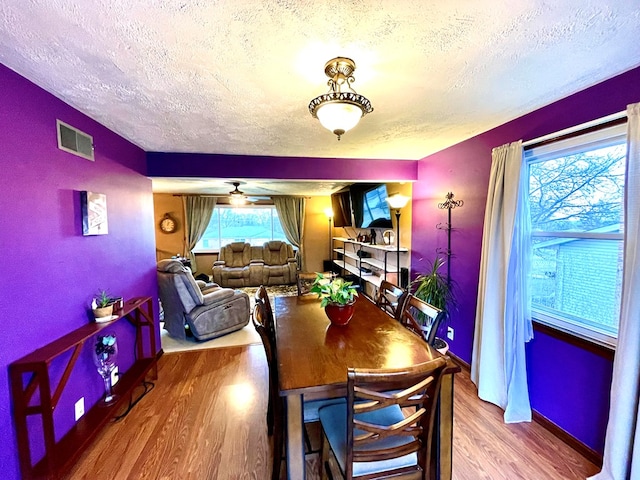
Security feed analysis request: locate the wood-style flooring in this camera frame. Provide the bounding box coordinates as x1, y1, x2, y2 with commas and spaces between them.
65, 345, 600, 479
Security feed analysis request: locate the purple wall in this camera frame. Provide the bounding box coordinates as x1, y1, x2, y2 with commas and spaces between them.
147, 152, 418, 182
0, 64, 159, 479
413, 65, 640, 454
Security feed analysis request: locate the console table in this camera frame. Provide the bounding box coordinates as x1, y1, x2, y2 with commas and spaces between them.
9, 296, 158, 480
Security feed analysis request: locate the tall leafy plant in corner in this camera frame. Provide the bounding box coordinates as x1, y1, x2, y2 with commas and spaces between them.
410, 257, 456, 320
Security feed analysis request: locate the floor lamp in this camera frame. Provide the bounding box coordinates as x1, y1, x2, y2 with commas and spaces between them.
386, 194, 410, 287
325, 207, 334, 269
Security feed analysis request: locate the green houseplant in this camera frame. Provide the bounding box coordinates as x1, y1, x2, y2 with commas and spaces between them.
409, 257, 456, 350
92, 290, 114, 320
311, 273, 359, 326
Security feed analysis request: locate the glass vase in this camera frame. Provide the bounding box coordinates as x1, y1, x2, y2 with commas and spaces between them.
93, 333, 119, 406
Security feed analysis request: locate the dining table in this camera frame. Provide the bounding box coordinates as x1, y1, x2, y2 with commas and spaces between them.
275, 293, 459, 480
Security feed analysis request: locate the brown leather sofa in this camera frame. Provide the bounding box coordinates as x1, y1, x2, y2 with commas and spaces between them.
212, 241, 297, 287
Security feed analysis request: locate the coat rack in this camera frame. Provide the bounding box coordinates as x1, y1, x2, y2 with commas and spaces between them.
436, 192, 464, 283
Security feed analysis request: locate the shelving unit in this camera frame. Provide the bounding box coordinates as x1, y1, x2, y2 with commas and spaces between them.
9, 297, 157, 480
332, 237, 408, 293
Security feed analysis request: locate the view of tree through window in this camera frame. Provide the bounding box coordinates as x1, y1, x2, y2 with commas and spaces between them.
527, 127, 626, 343
195, 206, 287, 250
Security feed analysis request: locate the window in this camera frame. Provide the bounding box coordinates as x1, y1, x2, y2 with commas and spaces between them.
525, 122, 627, 347
194, 205, 287, 251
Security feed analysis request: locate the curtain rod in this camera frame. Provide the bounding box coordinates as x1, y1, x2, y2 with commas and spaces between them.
522, 110, 627, 149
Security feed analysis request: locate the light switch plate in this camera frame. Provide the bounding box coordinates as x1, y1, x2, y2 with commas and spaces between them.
447, 327, 454, 340
111, 366, 119, 386
75, 397, 85, 421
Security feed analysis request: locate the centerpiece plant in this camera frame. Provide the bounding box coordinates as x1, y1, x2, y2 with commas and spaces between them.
311, 273, 359, 326
311, 273, 358, 307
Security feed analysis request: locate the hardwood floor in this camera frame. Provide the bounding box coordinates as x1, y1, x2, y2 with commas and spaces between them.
65, 345, 600, 479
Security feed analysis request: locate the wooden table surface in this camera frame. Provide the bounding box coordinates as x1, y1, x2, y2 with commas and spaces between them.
276, 294, 442, 395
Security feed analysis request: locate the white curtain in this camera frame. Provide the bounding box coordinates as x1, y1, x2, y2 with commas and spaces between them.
471, 140, 534, 423
590, 103, 640, 480
273, 196, 306, 270
184, 196, 216, 271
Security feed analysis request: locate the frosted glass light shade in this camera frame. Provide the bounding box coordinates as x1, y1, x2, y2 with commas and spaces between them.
316, 102, 363, 135
386, 194, 410, 210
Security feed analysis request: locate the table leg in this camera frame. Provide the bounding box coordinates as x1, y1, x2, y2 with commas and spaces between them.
438, 373, 454, 480
286, 394, 305, 479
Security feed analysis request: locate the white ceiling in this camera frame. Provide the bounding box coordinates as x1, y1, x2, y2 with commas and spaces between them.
1, 1, 639, 195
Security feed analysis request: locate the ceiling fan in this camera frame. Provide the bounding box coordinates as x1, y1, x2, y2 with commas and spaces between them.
227, 181, 271, 205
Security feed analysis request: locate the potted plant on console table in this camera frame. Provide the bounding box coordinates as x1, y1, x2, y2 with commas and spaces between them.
311, 272, 359, 326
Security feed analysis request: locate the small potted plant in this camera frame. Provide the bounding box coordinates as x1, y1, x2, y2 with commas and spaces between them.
310, 272, 359, 326
92, 290, 114, 321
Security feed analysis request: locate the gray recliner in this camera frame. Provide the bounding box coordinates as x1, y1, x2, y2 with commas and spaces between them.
157, 259, 250, 341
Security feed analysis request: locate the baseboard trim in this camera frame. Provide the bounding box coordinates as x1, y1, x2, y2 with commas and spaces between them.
531, 411, 603, 467
445, 350, 603, 467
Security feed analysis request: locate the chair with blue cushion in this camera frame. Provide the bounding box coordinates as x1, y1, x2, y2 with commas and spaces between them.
253, 285, 345, 478
318, 357, 448, 479
375, 280, 407, 320
399, 294, 445, 347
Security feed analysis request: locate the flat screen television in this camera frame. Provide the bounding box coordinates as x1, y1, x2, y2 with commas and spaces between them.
351, 183, 393, 229
330, 188, 353, 227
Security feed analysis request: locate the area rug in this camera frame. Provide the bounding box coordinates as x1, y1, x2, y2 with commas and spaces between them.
161, 284, 298, 354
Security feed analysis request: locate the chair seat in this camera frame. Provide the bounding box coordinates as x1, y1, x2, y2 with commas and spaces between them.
304, 398, 346, 423
319, 402, 417, 477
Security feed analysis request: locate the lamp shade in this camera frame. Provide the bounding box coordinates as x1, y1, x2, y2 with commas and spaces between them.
316, 102, 363, 136
386, 194, 410, 210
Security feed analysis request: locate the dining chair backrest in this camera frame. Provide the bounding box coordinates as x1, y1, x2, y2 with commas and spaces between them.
345, 357, 448, 479
375, 280, 406, 319
399, 295, 445, 346
254, 285, 275, 339
251, 299, 283, 480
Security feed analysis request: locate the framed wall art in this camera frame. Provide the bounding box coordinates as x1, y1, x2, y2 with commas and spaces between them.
81, 191, 108, 235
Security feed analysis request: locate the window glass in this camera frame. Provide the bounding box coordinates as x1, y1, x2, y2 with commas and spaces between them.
525, 123, 626, 345
195, 206, 287, 250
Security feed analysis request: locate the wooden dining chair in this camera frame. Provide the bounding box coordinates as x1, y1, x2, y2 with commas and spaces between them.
375, 280, 406, 319
255, 285, 274, 328
252, 290, 346, 478
399, 295, 445, 346
318, 357, 448, 480
252, 300, 283, 480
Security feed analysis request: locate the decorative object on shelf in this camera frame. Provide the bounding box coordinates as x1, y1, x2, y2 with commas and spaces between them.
92, 290, 114, 320
382, 230, 395, 246
93, 333, 119, 406
410, 257, 457, 351
386, 193, 410, 287
436, 191, 464, 283
308, 57, 374, 141
81, 191, 108, 236
159, 213, 177, 233
370, 228, 377, 245
310, 272, 359, 326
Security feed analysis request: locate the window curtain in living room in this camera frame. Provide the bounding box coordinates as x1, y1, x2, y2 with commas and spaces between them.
590, 102, 640, 480
273, 196, 306, 271
471, 140, 534, 424
184, 196, 216, 272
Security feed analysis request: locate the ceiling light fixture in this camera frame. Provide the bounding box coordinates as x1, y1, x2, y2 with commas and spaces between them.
309, 57, 373, 141
229, 182, 247, 206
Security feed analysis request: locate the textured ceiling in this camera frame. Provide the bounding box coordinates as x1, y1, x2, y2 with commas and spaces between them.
1, 1, 639, 168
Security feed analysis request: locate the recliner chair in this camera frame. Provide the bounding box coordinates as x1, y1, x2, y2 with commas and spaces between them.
157, 259, 250, 341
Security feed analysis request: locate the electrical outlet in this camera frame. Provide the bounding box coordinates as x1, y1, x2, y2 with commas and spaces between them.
447, 327, 454, 341
74, 397, 85, 421
111, 366, 119, 386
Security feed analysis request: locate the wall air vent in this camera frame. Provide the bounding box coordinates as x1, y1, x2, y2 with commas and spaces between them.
56, 119, 94, 161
